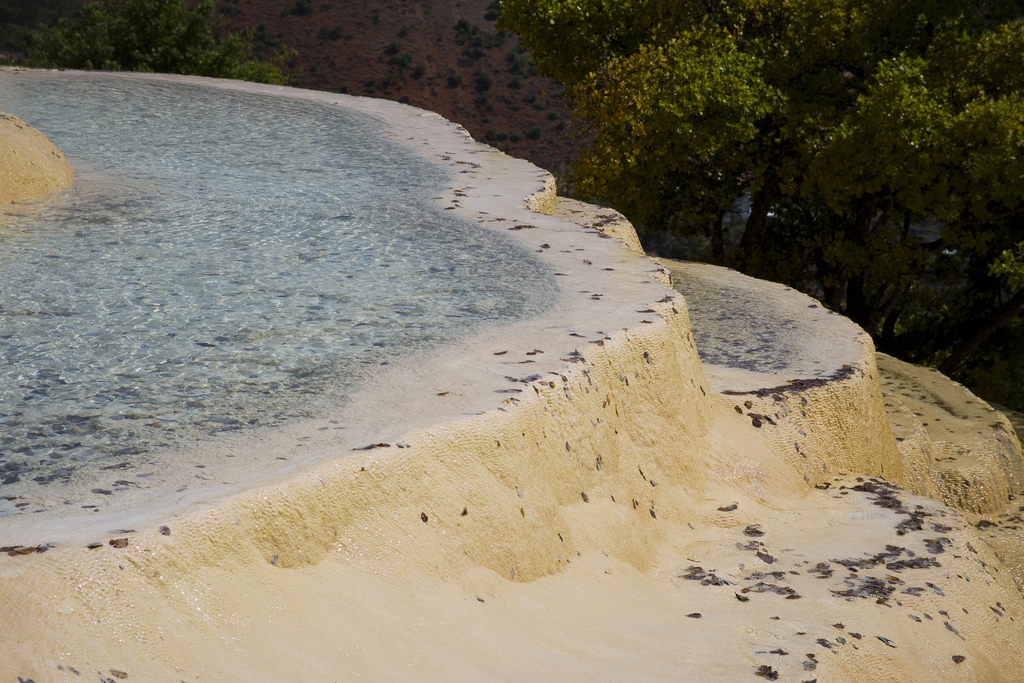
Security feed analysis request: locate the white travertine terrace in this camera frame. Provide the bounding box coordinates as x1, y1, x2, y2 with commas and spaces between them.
1, 71, 1023, 682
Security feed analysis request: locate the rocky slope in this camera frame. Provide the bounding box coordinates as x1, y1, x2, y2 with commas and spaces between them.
215, 0, 586, 176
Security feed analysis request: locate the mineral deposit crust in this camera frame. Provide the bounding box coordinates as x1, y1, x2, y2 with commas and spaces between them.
0, 107, 73, 203
1, 71, 1022, 683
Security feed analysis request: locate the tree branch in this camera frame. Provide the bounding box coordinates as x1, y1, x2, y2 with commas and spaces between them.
938, 286, 1024, 376
865, 237, 945, 334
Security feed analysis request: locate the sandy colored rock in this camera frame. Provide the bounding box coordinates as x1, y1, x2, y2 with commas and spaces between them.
556, 196, 645, 254
667, 261, 907, 490
990, 401, 1024, 445
877, 353, 1024, 595
1, 72, 1024, 683
877, 352, 1024, 515
0, 109, 73, 203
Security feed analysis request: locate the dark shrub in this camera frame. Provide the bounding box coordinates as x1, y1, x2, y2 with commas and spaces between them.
474, 71, 493, 92
291, 0, 313, 16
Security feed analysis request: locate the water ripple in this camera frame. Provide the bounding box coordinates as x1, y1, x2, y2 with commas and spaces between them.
0, 75, 554, 487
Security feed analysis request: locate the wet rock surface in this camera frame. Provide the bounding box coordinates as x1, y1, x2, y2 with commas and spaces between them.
666, 262, 865, 383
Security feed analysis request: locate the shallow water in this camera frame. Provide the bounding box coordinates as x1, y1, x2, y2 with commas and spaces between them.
0, 75, 554, 490
669, 262, 864, 386
672, 274, 794, 374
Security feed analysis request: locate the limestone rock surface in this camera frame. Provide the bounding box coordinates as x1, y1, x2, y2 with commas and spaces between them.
0, 109, 73, 203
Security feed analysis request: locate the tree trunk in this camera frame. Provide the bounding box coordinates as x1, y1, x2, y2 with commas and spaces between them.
710, 210, 725, 262
846, 274, 867, 326
812, 235, 846, 311
938, 287, 1024, 375
736, 170, 778, 266
866, 281, 908, 338
880, 298, 903, 354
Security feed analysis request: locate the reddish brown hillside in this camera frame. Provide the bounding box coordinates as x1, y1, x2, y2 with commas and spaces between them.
213, 0, 585, 176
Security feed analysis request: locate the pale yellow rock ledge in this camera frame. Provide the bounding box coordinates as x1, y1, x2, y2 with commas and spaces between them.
0, 109, 73, 203
3, 72, 1023, 683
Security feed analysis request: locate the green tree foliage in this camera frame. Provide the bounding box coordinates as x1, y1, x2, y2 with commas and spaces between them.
501, 0, 1024, 395
0, 0, 81, 56
26, 0, 293, 85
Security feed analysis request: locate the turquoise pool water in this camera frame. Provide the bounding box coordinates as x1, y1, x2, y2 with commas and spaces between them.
0, 74, 553, 490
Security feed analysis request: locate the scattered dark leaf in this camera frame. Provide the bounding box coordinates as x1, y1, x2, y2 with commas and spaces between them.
924, 538, 951, 554
809, 563, 833, 578
680, 566, 732, 586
